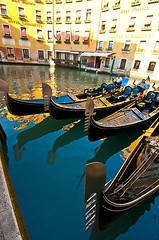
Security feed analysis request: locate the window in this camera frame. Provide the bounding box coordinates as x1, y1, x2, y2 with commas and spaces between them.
154, 41, 159, 53
122, 40, 131, 52
147, 62, 156, 72
20, 27, 28, 39
138, 40, 146, 52
74, 31, 79, 42
142, 15, 153, 30
56, 52, 61, 59
76, 10, 81, 21
107, 41, 113, 51
56, 11, 61, 22
98, 41, 103, 50
46, 11, 52, 22
109, 19, 117, 32
6, 47, 14, 58
3, 24, 11, 37
48, 51, 53, 60
102, 0, 109, 9
133, 60, 140, 70
127, 17, 136, 31
23, 49, 29, 59
38, 50, 44, 60
73, 54, 78, 61
105, 58, 110, 68
119, 59, 127, 70
56, 31, 61, 42
65, 53, 70, 60
101, 21, 106, 31
65, 31, 70, 42
0, 4, 7, 16
83, 31, 89, 42
86, 9, 91, 20
37, 29, 43, 41
47, 30, 53, 41
113, 0, 120, 9
18, 7, 26, 20
66, 11, 71, 22
36, 10, 42, 22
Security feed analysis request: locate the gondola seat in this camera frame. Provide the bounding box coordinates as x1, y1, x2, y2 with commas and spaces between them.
107, 84, 115, 93
132, 87, 140, 97
116, 86, 132, 100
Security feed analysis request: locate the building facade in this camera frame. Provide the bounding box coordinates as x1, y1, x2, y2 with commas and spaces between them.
0, 0, 54, 63
0, 0, 159, 81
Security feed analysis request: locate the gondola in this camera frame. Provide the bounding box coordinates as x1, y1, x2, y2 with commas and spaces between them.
84, 117, 159, 233
85, 90, 159, 141
49, 84, 140, 120
0, 79, 111, 116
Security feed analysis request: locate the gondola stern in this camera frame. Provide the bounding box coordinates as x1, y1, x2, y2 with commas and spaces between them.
42, 82, 52, 112
84, 162, 106, 232
84, 97, 95, 132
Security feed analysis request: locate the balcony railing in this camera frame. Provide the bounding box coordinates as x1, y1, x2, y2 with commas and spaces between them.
131, 1, 141, 6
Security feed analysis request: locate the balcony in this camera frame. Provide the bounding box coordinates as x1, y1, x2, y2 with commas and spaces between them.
101, 7, 109, 12
74, 20, 81, 24
55, 20, 62, 24
45, 0, 52, 3
66, 0, 72, 2
4, 34, 11, 38
55, 0, 62, 3
126, 27, 135, 32
21, 36, 28, 40
37, 37, 44, 42
141, 26, 151, 31
106, 47, 113, 52
84, 19, 91, 23
109, 29, 117, 33
131, 1, 141, 6
112, 5, 120, 10
23, 55, 30, 60
36, 19, 42, 23
56, 39, 61, 43
122, 48, 130, 53
1, 13, 8, 18
73, 40, 79, 44
64, 40, 71, 43
19, 15, 26, 20
38, 56, 44, 60
7, 53, 15, 59
99, 30, 106, 34
65, 20, 72, 24
83, 40, 88, 44
148, 0, 158, 3
46, 20, 52, 24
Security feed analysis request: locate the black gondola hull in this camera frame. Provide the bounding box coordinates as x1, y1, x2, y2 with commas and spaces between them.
88, 112, 159, 141
49, 97, 137, 120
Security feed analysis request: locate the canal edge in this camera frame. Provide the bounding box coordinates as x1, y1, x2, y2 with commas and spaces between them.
0, 145, 30, 240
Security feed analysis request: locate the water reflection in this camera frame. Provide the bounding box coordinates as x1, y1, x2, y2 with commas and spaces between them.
48, 118, 86, 165
13, 116, 79, 161
0, 64, 158, 240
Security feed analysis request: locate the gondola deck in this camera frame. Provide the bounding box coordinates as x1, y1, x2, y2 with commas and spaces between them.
84, 118, 159, 233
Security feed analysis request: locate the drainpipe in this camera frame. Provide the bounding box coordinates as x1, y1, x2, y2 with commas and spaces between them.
110, 56, 116, 74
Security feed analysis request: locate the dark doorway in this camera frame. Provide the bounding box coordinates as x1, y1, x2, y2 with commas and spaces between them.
96, 57, 101, 68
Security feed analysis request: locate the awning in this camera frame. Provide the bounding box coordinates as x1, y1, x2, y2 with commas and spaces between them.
81, 52, 114, 57
55, 50, 79, 54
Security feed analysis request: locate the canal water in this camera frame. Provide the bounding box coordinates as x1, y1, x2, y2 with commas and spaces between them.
0, 64, 159, 240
